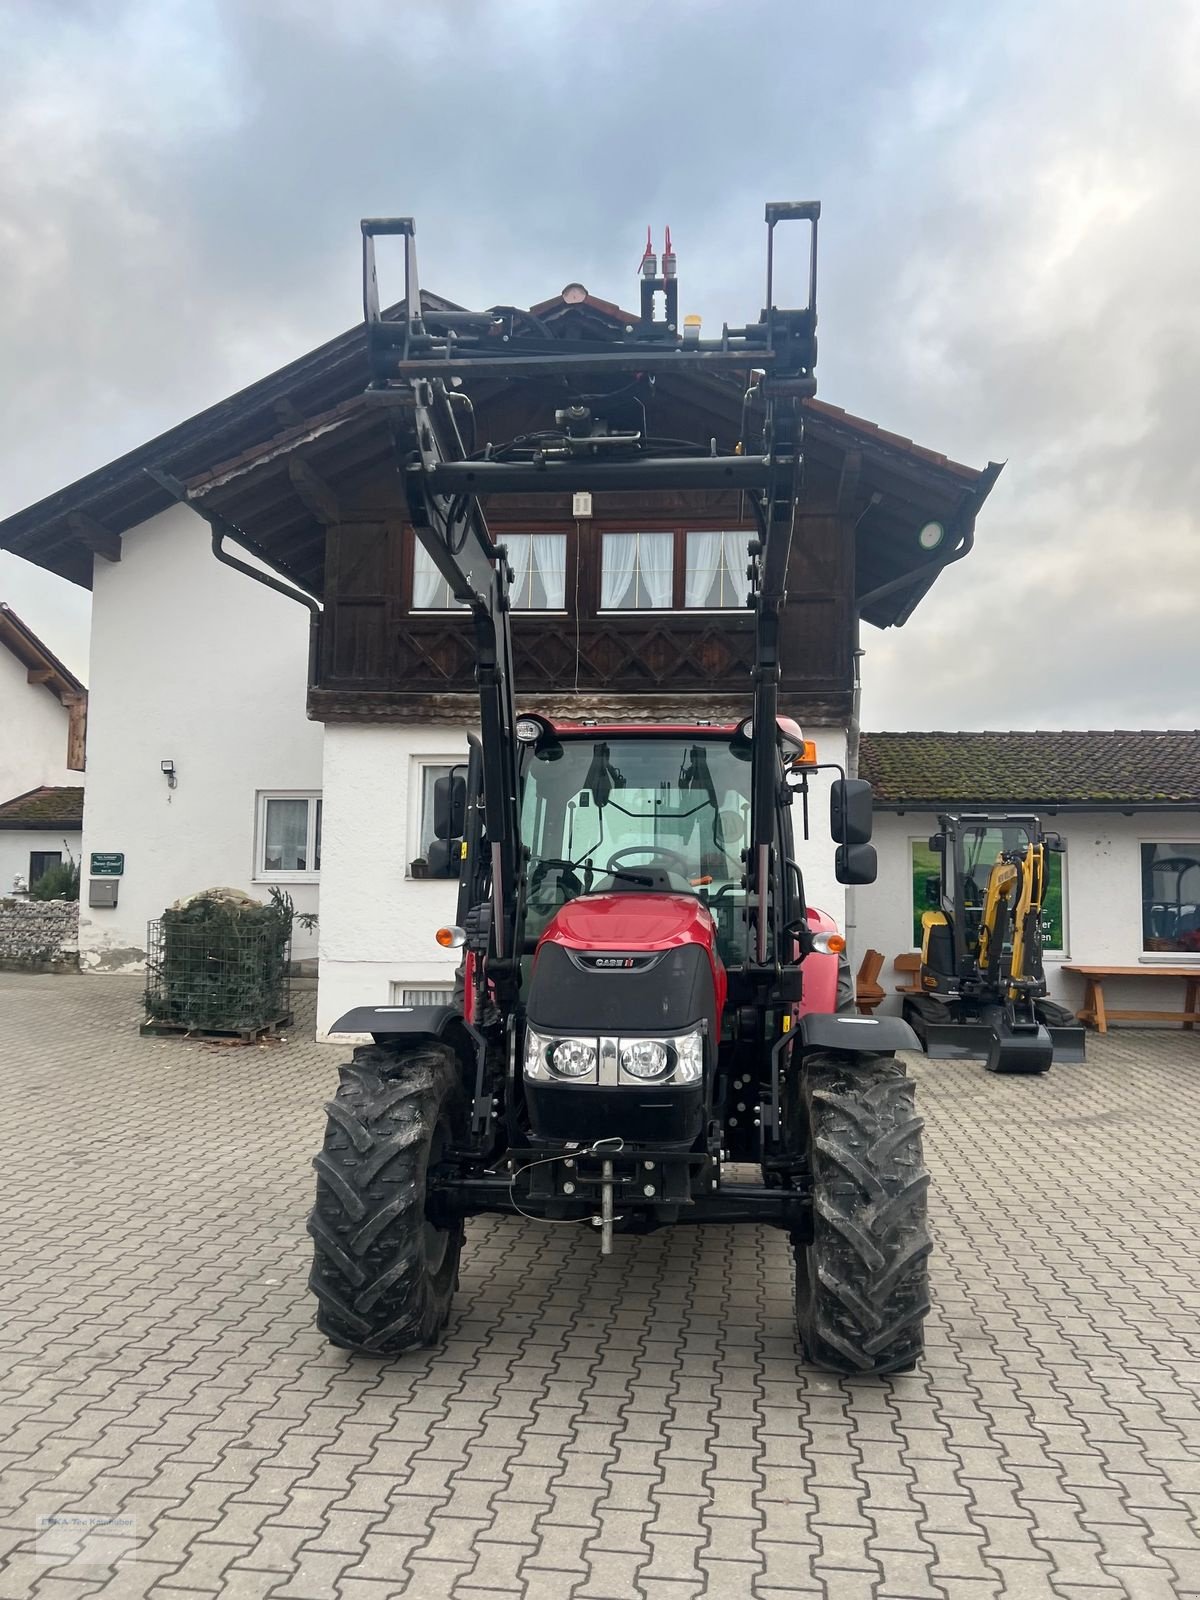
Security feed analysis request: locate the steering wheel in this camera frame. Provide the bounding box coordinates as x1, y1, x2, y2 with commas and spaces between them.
606, 845, 692, 877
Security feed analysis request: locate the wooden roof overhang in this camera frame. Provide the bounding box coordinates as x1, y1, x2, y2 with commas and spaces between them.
0, 603, 85, 702
0, 292, 1000, 630
0, 603, 87, 771
174, 370, 999, 631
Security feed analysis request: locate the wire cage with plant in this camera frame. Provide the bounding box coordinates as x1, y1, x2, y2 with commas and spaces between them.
143, 887, 307, 1036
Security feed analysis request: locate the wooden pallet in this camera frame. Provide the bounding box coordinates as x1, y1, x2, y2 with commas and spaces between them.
140, 1013, 292, 1043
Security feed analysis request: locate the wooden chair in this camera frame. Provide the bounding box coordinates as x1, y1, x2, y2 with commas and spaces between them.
894, 951, 922, 994
856, 949, 886, 1014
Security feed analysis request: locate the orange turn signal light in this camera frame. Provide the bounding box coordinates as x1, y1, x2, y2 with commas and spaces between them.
436, 925, 466, 949
810, 931, 846, 955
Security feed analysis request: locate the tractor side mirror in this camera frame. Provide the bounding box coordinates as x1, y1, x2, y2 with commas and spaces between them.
835, 842, 877, 885
433, 774, 466, 839
928, 832, 945, 853
425, 838, 459, 879
830, 778, 873, 845
924, 873, 941, 907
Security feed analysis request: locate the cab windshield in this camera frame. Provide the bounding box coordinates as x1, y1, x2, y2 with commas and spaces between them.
520, 735, 752, 958
955, 822, 1035, 950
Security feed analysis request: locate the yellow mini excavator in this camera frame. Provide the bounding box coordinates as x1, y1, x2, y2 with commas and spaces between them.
903, 814, 1085, 1072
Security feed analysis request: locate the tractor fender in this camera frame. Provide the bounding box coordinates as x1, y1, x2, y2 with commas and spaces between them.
797, 905, 840, 1016
799, 1012, 921, 1054
330, 1004, 460, 1044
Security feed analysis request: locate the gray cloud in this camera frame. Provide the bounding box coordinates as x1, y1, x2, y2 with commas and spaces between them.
1, 0, 1197, 726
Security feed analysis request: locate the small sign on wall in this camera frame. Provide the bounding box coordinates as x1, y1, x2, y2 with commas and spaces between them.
90, 852, 125, 877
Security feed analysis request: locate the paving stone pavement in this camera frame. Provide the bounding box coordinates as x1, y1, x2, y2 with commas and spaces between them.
1, 971, 1199, 1599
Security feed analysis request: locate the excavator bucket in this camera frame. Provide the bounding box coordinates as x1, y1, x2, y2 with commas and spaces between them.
984, 1013, 1052, 1074
905, 994, 1072, 1070
1035, 1002, 1087, 1064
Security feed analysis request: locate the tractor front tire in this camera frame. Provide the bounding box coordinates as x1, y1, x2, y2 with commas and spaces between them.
308, 1043, 464, 1355
794, 1051, 931, 1375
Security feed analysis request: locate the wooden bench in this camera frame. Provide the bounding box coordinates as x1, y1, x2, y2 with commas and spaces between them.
893, 952, 922, 995
1062, 965, 1200, 1033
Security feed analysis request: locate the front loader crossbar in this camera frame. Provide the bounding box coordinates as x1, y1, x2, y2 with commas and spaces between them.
425, 456, 774, 495
370, 348, 811, 384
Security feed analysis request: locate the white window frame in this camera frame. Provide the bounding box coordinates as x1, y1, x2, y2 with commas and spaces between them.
408, 757, 462, 877
254, 791, 322, 883
1138, 837, 1200, 963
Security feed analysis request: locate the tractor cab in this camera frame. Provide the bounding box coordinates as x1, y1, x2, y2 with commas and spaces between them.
517, 718, 766, 968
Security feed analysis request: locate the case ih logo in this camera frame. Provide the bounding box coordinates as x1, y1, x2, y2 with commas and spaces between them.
576, 953, 659, 972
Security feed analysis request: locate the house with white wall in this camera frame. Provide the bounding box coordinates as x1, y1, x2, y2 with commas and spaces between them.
0, 602, 86, 892
855, 730, 1200, 1021
76, 503, 323, 968
0, 275, 998, 1029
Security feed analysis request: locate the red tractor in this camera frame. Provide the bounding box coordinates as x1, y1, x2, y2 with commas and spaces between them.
306, 209, 931, 1374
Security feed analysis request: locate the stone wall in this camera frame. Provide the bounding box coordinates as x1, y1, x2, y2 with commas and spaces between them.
0, 898, 80, 971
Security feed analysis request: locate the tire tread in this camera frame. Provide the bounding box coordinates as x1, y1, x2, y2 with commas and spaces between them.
307, 1042, 462, 1355
795, 1050, 932, 1375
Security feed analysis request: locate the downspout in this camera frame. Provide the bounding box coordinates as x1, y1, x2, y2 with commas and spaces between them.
145, 467, 323, 687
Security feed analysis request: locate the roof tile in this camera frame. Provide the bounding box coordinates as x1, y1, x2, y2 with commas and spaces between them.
0, 786, 85, 828
860, 731, 1200, 807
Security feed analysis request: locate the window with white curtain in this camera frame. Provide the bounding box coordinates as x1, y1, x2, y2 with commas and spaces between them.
684, 531, 752, 609
600, 532, 674, 610
257, 792, 322, 878
412, 532, 567, 610
506, 534, 566, 609
411, 543, 462, 611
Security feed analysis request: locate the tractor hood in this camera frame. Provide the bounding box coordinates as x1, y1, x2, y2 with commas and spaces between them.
531, 892, 726, 1031
543, 891, 717, 954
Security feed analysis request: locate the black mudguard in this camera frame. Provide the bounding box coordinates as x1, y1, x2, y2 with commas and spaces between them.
330, 1004, 459, 1044
799, 1012, 921, 1054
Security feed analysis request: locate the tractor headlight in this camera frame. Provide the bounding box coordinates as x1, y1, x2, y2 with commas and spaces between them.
670, 1028, 704, 1083
617, 1029, 704, 1084
524, 1029, 598, 1082
620, 1039, 670, 1079
550, 1039, 597, 1079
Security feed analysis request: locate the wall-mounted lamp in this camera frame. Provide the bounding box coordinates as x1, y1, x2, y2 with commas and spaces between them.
160, 759, 177, 789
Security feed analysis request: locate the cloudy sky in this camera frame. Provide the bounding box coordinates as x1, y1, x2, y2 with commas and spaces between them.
2, 0, 1197, 730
